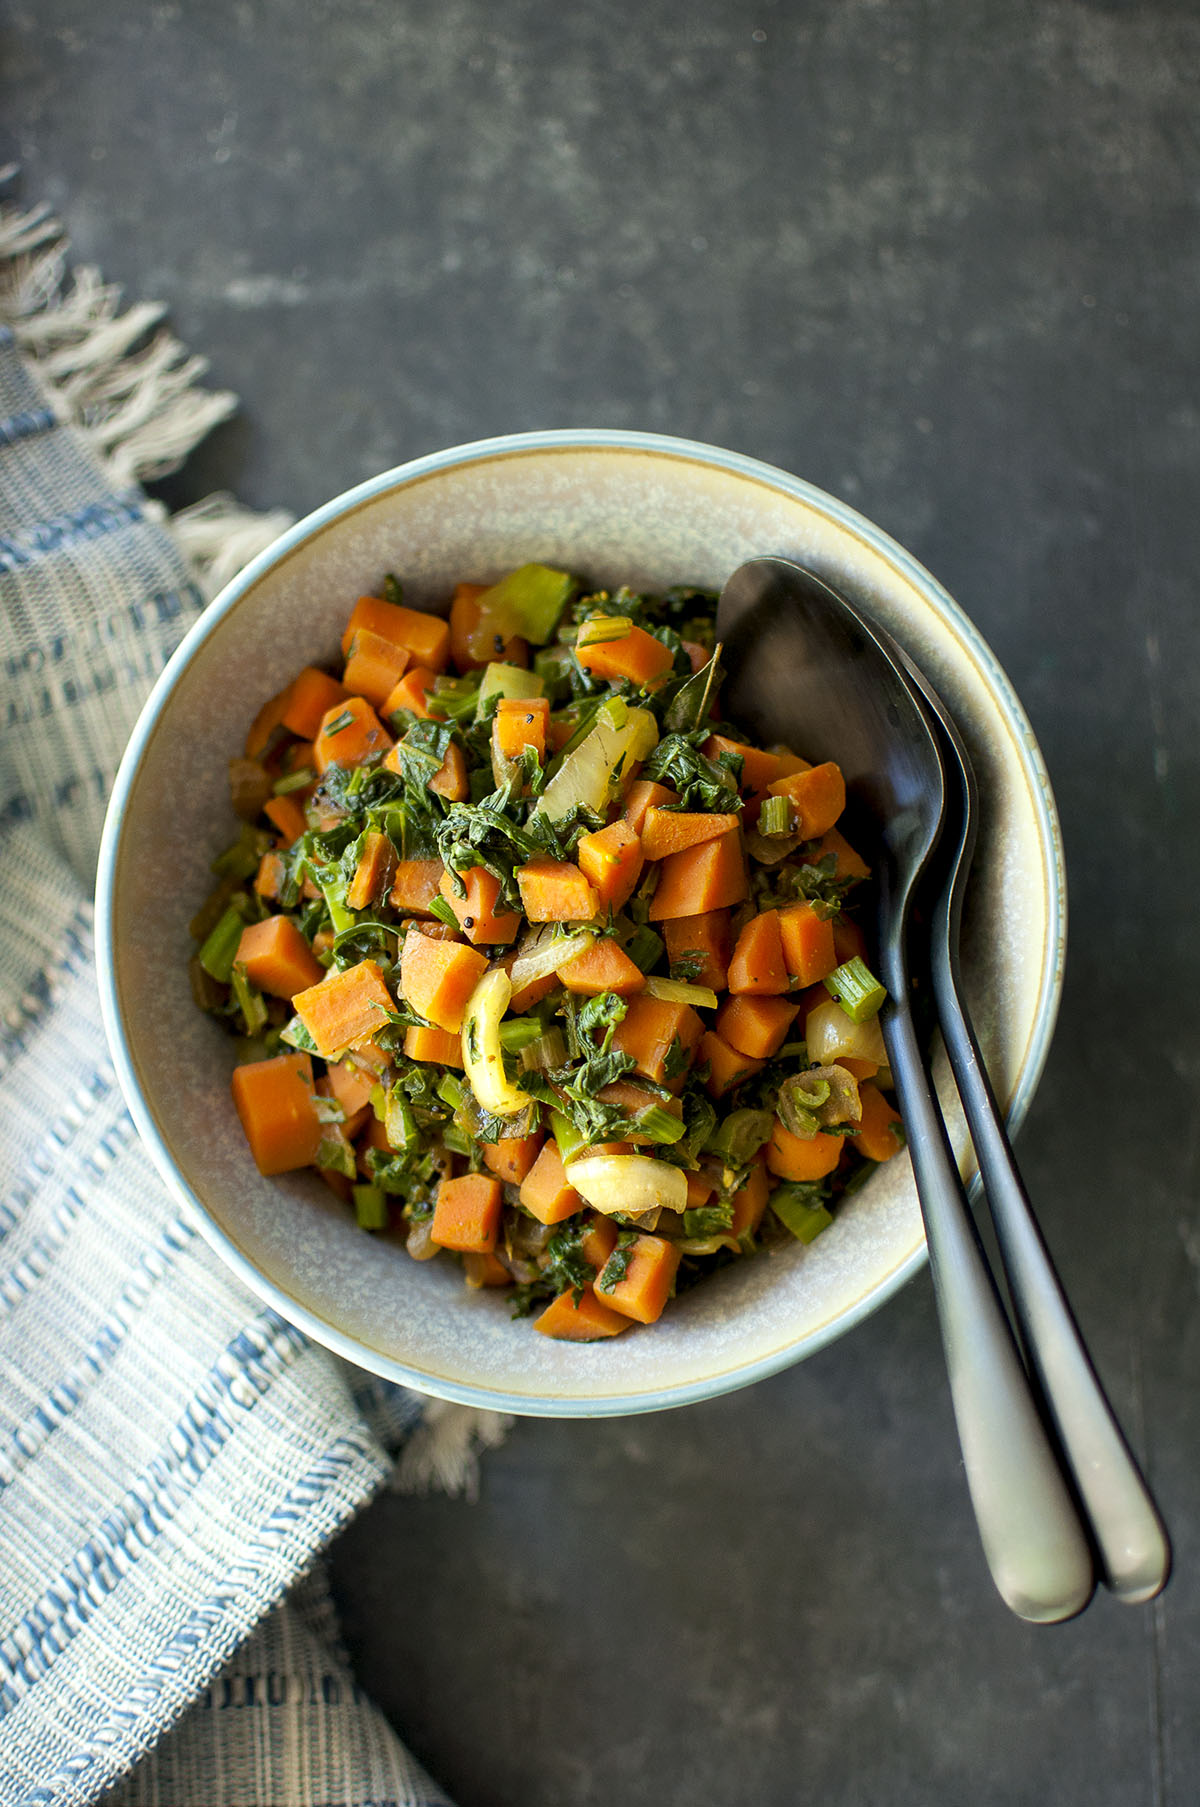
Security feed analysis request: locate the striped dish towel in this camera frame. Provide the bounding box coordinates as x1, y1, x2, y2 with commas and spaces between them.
0, 196, 498, 1806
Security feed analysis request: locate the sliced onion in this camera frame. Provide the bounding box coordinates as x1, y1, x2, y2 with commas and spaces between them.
509, 924, 594, 989
461, 968, 534, 1118
643, 975, 719, 1009
804, 996, 887, 1067
532, 705, 658, 823
564, 1153, 688, 1219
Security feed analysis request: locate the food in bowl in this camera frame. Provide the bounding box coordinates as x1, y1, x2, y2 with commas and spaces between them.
189, 563, 905, 1339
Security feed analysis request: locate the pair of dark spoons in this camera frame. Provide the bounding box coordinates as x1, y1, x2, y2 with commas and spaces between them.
717, 557, 1169, 1623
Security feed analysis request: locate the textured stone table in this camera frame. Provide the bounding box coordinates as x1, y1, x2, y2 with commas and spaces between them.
5, 2, 1197, 1801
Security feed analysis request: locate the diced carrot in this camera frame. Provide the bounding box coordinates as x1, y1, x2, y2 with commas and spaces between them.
595, 1232, 681, 1324
315, 1073, 369, 1143
280, 667, 350, 739
580, 1212, 619, 1269
768, 760, 846, 839
403, 1023, 464, 1067
547, 715, 578, 753
685, 1169, 715, 1209
641, 808, 741, 861
839, 1056, 880, 1081
244, 684, 292, 758
575, 621, 674, 686
313, 696, 393, 774
439, 866, 522, 945
312, 928, 336, 958
500, 957, 559, 1014
382, 666, 438, 721
235, 915, 325, 1000
778, 902, 839, 985
766, 1119, 844, 1181
622, 780, 677, 835
698, 1030, 765, 1098
482, 1131, 545, 1185
832, 915, 869, 966
449, 583, 529, 672
535, 1286, 631, 1340
463, 1251, 513, 1288
855, 1082, 905, 1162
342, 629, 411, 708
263, 793, 308, 847
648, 828, 747, 920
663, 909, 731, 990
431, 1173, 503, 1253
576, 819, 644, 914
556, 937, 646, 996
292, 957, 395, 1057
254, 849, 286, 901
729, 1157, 771, 1240
429, 741, 469, 801
400, 930, 489, 1033
701, 734, 781, 795
612, 995, 704, 1085
494, 696, 550, 762
346, 830, 397, 910
390, 859, 445, 916
517, 857, 599, 924
771, 748, 812, 779
811, 826, 870, 881
716, 993, 799, 1060
596, 1082, 684, 1143
341, 596, 451, 673
231, 1052, 323, 1175
727, 910, 790, 995
324, 1057, 376, 1136
519, 1141, 583, 1225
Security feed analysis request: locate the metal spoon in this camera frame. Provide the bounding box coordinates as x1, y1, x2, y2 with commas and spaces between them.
717, 555, 1095, 1622
882, 632, 1171, 1605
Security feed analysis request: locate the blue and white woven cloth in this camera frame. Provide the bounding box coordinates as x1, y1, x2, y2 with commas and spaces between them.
0, 200, 479, 1806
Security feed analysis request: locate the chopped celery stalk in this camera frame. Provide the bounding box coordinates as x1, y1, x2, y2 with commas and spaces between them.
273, 767, 315, 795
550, 1108, 585, 1162
823, 955, 887, 1023
757, 793, 793, 837
197, 904, 246, 982
320, 882, 356, 937
230, 963, 268, 1036
643, 975, 719, 1010
211, 823, 266, 880
442, 1124, 471, 1156
476, 662, 544, 717
532, 705, 658, 823
705, 1107, 773, 1167
633, 1105, 688, 1145
498, 1018, 546, 1052
597, 694, 628, 730
353, 1183, 390, 1230
577, 614, 633, 648
770, 1183, 834, 1243
467, 563, 575, 657
520, 1027, 568, 1072
437, 1073, 465, 1111
623, 924, 665, 973
385, 1089, 419, 1150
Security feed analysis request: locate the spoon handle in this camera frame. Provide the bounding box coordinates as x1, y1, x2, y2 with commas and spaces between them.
929, 948, 1171, 1604
881, 989, 1095, 1622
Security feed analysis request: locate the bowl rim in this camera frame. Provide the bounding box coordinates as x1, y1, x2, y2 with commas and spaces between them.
95, 428, 1066, 1416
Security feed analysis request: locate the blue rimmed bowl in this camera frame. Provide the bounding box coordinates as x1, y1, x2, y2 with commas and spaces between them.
96, 430, 1065, 1416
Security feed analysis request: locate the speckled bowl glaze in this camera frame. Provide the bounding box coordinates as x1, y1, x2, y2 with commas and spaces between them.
96, 431, 1065, 1417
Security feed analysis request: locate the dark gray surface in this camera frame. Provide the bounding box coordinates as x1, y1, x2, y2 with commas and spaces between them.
5, 2, 1197, 1802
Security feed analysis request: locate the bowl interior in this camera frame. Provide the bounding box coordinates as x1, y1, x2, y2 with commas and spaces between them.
101, 436, 1061, 1415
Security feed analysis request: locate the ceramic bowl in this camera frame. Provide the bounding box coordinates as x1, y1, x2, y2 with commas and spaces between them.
96, 431, 1065, 1416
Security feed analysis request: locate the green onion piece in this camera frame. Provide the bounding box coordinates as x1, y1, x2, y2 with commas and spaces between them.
498, 1018, 546, 1052
442, 1123, 471, 1156
353, 1182, 390, 1230
770, 1183, 834, 1243
598, 694, 629, 731
211, 823, 267, 880
280, 1014, 319, 1053
428, 895, 461, 930
635, 1105, 688, 1145
623, 924, 665, 973
197, 904, 246, 983
437, 1073, 465, 1112
757, 793, 793, 837
643, 975, 719, 1009
577, 614, 633, 649
230, 963, 268, 1036
824, 955, 888, 1023
550, 1109, 584, 1162
273, 767, 315, 796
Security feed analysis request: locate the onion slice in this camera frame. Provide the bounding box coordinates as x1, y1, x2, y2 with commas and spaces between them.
564, 1153, 688, 1219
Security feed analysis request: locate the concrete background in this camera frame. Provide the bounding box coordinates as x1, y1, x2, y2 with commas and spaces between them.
4, 2, 1197, 1802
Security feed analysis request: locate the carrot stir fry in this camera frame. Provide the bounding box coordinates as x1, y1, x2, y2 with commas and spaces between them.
190, 567, 905, 1339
